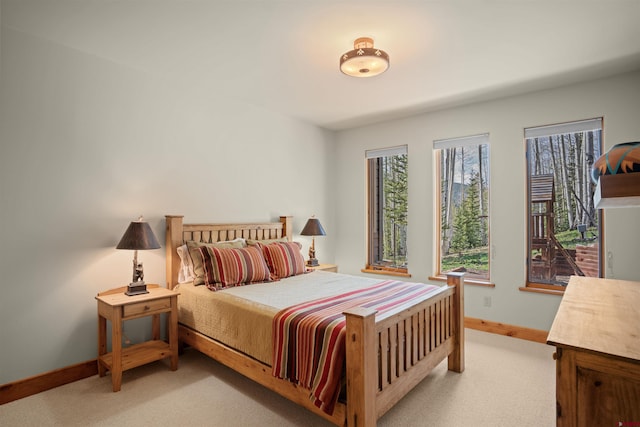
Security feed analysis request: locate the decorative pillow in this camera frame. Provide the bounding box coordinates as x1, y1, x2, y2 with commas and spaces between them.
246, 237, 288, 247
187, 239, 247, 286
198, 245, 271, 290
176, 244, 195, 283
261, 241, 306, 279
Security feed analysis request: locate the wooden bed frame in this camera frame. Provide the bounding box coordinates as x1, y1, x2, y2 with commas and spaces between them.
165, 214, 465, 427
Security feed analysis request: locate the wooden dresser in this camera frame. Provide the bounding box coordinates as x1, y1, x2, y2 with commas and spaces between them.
547, 276, 640, 426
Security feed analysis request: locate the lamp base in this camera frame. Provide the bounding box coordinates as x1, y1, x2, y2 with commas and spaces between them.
125, 281, 149, 296
306, 258, 319, 267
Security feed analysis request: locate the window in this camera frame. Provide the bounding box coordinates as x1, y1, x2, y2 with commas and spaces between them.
525, 118, 603, 290
435, 134, 490, 282
365, 146, 408, 275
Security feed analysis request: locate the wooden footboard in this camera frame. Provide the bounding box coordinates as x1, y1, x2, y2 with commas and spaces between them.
344, 272, 464, 426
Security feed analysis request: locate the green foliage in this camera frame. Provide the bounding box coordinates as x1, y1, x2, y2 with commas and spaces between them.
554, 227, 598, 250
441, 247, 489, 278
450, 173, 483, 254
381, 154, 408, 267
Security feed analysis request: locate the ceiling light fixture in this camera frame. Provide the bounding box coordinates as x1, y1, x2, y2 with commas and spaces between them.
340, 37, 389, 77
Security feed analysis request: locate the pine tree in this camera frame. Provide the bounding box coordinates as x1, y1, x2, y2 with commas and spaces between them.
450, 173, 482, 255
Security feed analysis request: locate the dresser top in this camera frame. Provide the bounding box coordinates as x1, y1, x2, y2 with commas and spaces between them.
547, 276, 640, 362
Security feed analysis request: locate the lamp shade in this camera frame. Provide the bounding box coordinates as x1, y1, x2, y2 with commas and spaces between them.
116, 219, 161, 250
340, 37, 389, 78
300, 218, 326, 237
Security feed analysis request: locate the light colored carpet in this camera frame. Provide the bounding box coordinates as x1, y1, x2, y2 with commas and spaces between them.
0, 329, 556, 426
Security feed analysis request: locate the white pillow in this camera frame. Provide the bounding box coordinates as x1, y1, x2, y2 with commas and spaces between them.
177, 244, 196, 283
226, 237, 247, 247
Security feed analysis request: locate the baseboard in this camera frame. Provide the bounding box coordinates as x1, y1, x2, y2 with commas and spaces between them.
1, 318, 547, 405
465, 317, 549, 344
0, 359, 97, 405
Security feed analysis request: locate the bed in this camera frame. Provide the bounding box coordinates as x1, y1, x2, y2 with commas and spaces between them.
165, 214, 465, 427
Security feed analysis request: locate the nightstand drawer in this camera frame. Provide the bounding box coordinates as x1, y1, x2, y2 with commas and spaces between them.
123, 298, 170, 318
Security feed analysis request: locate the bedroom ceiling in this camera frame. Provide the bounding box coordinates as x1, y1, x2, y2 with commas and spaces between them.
3, 0, 640, 130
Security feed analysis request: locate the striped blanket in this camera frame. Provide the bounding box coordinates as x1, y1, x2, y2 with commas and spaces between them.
272, 280, 440, 415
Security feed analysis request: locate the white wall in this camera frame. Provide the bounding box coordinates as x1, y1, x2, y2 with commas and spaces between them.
333, 70, 640, 332
0, 27, 336, 384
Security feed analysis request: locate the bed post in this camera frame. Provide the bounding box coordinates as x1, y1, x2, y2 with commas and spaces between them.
279, 215, 293, 241
344, 306, 378, 427
446, 272, 465, 373
165, 215, 184, 290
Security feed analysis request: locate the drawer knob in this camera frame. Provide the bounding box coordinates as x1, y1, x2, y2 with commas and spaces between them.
144, 305, 150, 311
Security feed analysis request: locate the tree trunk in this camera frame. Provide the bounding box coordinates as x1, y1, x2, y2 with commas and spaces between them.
443, 148, 456, 255
559, 135, 574, 229
586, 131, 595, 224
574, 133, 583, 226
534, 138, 541, 174
460, 147, 465, 203
549, 136, 558, 185
478, 144, 485, 245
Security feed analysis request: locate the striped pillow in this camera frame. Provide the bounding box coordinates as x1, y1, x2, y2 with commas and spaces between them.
188, 239, 246, 286
261, 242, 306, 279
198, 245, 271, 290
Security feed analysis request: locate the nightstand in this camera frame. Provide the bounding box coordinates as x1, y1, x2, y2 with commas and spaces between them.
308, 263, 338, 273
96, 284, 179, 392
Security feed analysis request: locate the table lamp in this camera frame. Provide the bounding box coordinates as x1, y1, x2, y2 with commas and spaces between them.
116, 216, 161, 296
300, 217, 326, 267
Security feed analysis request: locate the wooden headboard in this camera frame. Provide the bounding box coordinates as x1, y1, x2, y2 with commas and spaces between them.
165, 215, 293, 289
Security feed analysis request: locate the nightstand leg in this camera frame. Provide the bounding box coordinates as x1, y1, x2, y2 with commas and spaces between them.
151, 314, 160, 341
169, 296, 179, 371
111, 309, 123, 392
97, 315, 107, 377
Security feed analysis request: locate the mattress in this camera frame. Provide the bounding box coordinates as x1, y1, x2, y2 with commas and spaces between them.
175, 271, 394, 365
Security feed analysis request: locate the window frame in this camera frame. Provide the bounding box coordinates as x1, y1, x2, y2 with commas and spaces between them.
363, 145, 410, 277
433, 134, 492, 285
523, 118, 604, 293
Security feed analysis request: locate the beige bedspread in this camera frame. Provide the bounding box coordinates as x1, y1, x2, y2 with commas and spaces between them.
175, 271, 398, 365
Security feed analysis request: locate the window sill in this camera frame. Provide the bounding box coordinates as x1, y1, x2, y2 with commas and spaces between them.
429, 275, 495, 288
519, 286, 564, 296
361, 268, 411, 278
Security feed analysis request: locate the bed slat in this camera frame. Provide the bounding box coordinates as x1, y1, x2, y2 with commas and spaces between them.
390, 324, 397, 382
418, 309, 425, 359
